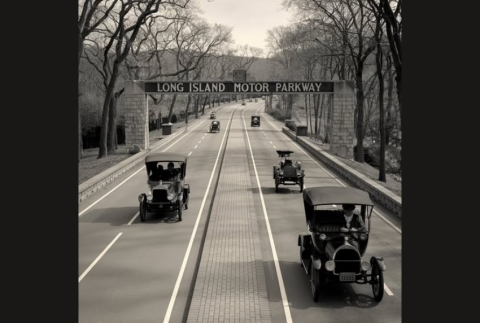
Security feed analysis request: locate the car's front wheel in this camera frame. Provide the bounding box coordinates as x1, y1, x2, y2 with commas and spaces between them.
139, 200, 147, 222
177, 200, 183, 221
310, 260, 321, 302
299, 177, 304, 192
371, 261, 384, 302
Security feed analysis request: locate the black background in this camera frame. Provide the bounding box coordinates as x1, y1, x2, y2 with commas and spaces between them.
3, 1, 477, 321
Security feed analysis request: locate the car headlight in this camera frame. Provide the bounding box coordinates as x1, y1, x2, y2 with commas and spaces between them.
147, 195, 153, 201
325, 260, 335, 271
319, 233, 327, 240
138, 195, 144, 202
361, 261, 371, 272
167, 193, 175, 201
359, 233, 368, 241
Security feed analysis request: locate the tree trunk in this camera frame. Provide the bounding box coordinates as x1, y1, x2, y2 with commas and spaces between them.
107, 95, 117, 154
79, 107, 83, 161
376, 44, 386, 182
168, 94, 177, 123
98, 64, 120, 158
185, 94, 191, 124
195, 96, 199, 119
355, 65, 365, 163
202, 95, 208, 114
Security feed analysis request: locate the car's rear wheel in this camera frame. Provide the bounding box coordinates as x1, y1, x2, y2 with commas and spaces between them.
139, 200, 147, 222
177, 200, 183, 221
275, 182, 279, 193
299, 177, 304, 192
371, 261, 384, 302
310, 260, 321, 302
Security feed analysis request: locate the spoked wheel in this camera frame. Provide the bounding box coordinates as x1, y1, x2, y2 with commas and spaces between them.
139, 200, 147, 222
310, 260, 321, 302
299, 178, 304, 192
177, 200, 183, 222
275, 182, 279, 193
371, 262, 384, 302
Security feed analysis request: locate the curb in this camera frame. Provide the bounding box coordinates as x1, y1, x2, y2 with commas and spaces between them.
281, 126, 402, 218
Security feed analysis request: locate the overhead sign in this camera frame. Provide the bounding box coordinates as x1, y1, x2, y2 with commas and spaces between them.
144, 81, 334, 94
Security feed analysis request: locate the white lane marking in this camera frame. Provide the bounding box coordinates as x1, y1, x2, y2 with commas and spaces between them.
79, 117, 208, 216
194, 145, 198, 149
188, 151, 192, 156
242, 110, 293, 323
198, 141, 201, 144
262, 114, 402, 234
163, 108, 236, 323
273, 146, 276, 149
385, 283, 394, 296
269, 141, 272, 144
161, 119, 208, 152
79, 167, 145, 217
79, 232, 123, 283
127, 212, 139, 225
202, 136, 205, 139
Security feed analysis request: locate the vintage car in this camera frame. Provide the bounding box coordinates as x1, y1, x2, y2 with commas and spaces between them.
298, 187, 386, 302
251, 115, 260, 127
210, 112, 216, 119
273, 150, 305, 192
241, 100, 246, 106
138, 153, 190, 222
210, 120, 220, 133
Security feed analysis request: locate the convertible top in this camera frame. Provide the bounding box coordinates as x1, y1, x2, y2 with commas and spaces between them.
145, 153, 187, 163
303, 187, 373, 206
276, 149, 294, 157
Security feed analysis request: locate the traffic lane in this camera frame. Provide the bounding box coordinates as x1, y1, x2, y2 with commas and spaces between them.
243, 108, 401, 322
79, 105, 237, 322
78, 105, 235, 275
255, 110, 402, 298
259, 111, 402, 230
78, 100, 236, 214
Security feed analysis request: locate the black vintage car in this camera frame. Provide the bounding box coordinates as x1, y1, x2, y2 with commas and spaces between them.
298, 187, 386, 302
210, 121, 220, 133
251, 115, 260, 127
138, 153, 190, 222
273, 150, 305, 192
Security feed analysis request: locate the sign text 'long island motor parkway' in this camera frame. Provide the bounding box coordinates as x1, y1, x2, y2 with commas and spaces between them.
144, 81, 334, 94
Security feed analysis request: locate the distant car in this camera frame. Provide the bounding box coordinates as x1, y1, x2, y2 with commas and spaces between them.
261, 96, 265, 100
241, 100, 246, 106
273, 150, 305, 192
210, 112, 216, 119
273, 95, 278, 101
251, 115, 260, 127
139, 154, 190, 222
210, 121, 220, 133
298, 187, 386, 302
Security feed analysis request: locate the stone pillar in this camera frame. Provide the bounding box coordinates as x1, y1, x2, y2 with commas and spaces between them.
331, 81, 355, 159
124, 81, 149, 150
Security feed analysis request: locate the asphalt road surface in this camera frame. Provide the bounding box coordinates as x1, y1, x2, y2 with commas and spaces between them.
79, 100, 401, 323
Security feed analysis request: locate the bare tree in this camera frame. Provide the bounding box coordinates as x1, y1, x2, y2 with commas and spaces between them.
78, 0, 119, 160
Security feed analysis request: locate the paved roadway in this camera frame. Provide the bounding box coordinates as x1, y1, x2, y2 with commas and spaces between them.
79, 100, 401, 323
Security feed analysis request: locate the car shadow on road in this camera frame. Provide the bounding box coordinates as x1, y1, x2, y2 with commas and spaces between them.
264, 260, 379, 310
79, 207, 138, 226
139, 210, 182, 224
78, 207, 182, 225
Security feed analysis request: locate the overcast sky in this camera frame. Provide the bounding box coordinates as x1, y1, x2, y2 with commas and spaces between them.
198, 0, 294, 56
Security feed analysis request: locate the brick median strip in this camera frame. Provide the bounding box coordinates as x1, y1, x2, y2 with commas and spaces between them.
187, 116, 272, 323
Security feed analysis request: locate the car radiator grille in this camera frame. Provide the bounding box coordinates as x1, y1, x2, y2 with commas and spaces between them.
152, 189, 168, 202
334, 249, 361, 273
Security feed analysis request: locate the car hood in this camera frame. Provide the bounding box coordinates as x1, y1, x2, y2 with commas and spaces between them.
150, 181, 175, 193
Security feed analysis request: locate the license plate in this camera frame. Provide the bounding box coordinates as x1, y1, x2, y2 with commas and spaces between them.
340, 273, 356, 282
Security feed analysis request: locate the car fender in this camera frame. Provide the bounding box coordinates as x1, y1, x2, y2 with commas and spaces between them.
370, 256, 387, 271
184, 184, 190, 194
311, 255, 322, 270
